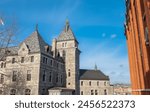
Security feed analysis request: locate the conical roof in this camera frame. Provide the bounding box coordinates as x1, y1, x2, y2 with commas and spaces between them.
57, 20, 78, 42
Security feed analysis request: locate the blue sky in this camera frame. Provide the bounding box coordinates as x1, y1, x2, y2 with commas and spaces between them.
0, 0, 130, 84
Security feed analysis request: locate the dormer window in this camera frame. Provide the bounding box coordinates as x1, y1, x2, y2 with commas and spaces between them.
45, 46, 49, 52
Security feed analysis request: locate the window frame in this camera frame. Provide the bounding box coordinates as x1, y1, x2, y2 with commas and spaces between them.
27, 70, 31, 81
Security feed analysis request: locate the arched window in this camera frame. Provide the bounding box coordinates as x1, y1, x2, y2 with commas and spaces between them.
10, 89, 16, 95
25, 89, 31, 95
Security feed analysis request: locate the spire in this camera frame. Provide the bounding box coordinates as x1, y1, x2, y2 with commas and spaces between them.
35, 24, 38, 31
65, 19, 70, 32
94, 64, 98, 70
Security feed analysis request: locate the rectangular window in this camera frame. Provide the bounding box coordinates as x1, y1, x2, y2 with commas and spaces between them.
43, 70, 46, 82
91, 90, 94, 95
31, 56, 34, 62
10, 89, 16, 95
43, 57, 45, 63
21, 57, 24, 63
89, 81, 91, 86
27, 70, 31, 81
0, 90, 2, 95
12, 58, 15, 64
95, 90, 98, 95
1, 63, 3, 68
57, 63, 59, 68
97, 81, 99, 86
68, 72, 71, 77
50, 60, 53, 66
49, 72, 52, 82
12, 71, 17, 82
60, 75, 63, 84
45, 58, 48, 64
81, 81, 83, 86
56, 74, 59, 83
104, 89, 107, 95
25, 89, 31, 95
81, 91, 83, 95
0, 74, 4, 84
3, 63, 6, 68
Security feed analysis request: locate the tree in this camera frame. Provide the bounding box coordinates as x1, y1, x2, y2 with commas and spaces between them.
0, 16, 18, 61
2, 70, 27, 95
0, 15, 25, 95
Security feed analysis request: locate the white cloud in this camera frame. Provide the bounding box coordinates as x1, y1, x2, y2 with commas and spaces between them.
110, 34, 117, 39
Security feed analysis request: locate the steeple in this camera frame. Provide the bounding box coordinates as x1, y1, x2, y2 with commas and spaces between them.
94, 64, 98, 70
35, 24, 38, 32
65, 19, 70, 32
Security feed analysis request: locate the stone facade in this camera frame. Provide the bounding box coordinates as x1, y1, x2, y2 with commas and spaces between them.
79, 69, 113, 95
0, 21, 113, 95
113, 84, 131, 95
125, 0, 150, 95
80, 80, 113, 95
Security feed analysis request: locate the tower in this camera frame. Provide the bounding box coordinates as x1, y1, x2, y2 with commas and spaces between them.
52, 20, 80, 94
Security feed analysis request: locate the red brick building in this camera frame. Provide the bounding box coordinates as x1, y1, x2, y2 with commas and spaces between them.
125, 0, 150, 95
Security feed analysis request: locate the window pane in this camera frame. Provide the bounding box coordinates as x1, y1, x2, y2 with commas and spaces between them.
21, 57, 24, 63
0, 74, 4, 84
10, 89, 16, 95
25, 89, 31, 95
12, 58, 15, 64
27, 71, 31, 81
31, 56, 34, 62
12, 71, 17, 81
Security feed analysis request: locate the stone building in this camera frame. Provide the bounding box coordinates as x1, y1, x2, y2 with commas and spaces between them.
125, 0, 150, 95
79, 69, 113, 95
0, 21, 113, 95
113, 84, 131, 95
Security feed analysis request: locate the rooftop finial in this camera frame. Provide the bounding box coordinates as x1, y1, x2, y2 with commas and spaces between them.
95, 64, 98, 70
65, 19, 69, 32
35, 24, 38, 31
